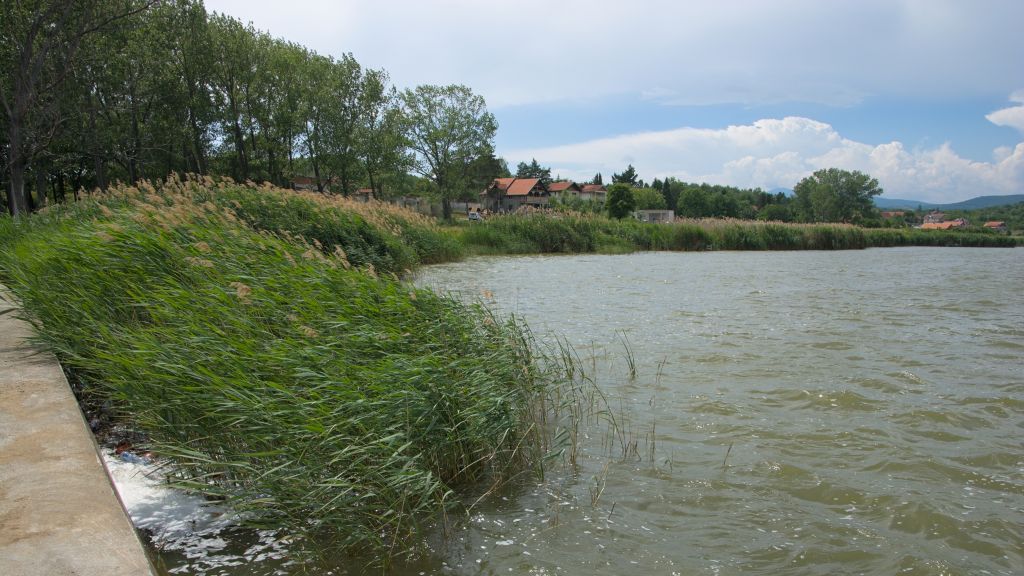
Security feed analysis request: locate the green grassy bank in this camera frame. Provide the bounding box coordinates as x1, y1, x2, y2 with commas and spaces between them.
0, 176, 556, 561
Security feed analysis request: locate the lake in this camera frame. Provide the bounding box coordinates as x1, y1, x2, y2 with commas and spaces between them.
409, 247, 1023, 575
146, 247, 1023, 575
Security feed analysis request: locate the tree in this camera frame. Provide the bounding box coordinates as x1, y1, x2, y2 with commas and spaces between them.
792, 168, 882, 223
515, 158, 551, 183
611, 164, 639, 187
606, 183, 635, 219
632, 187, 666, 210
592, 172, 603, 185
355, 69, 408, 198
2, 0, 155, 215
400, 84, 496, 220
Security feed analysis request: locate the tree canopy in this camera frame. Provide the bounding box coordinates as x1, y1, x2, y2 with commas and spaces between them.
515, 158, 551, 183
632, 187, 667, 210
611, 164, 639, 187
606, 183, 636, 219
792, 168, 882, 223
400, 84, 497, 220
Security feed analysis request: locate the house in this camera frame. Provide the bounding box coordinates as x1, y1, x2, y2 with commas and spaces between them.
292, 175, 320, 191
983, 221, 1008, 233
636, 209, 675, 223
353, 188, 374, 203
921, 218, 967, 230
548, 180, 582, 198
481, 177, 549, 212
579, 184, 607, 203
881, 211, 905, 219
923, 211, 946, 224
292, 175, 338, 193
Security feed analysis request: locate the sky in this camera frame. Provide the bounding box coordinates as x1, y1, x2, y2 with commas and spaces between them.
204, 0, 1024, 203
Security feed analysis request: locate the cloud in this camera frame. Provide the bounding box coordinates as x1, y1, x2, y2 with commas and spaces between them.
986, 90, 1024, 134
507, 117, 1024, 204
204, 0, 1024, 109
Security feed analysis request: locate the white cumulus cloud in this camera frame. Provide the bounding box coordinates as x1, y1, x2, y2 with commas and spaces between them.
986, 90, 1024, 134
508, 117, 1024, 204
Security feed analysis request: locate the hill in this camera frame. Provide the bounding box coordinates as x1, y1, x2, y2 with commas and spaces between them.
874, 194, 1024, 210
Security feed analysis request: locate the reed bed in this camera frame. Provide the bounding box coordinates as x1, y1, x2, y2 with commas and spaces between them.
0, 179, 561, 562
460, 213, 1018, 254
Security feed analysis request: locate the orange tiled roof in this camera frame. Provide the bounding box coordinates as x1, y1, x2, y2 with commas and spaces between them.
581, 184, 606, 193
491, 177, 516, 191
921, 222, 957, 230
983, 221, 1006, 227
548, 180, 576, 192
506, 178, 543, 196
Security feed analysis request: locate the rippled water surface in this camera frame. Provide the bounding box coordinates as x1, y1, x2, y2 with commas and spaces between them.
409, 248, 1024, 576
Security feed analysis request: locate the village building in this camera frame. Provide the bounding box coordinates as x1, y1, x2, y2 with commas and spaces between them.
983, 221, 1009, 233
352, 188, 374, 203
547, 180, 582, 198
481, 177, 550, 212
923, 211, 946, 224
921, 218, 968, 230
579, 184, 607, 203
636, 209, 675, 223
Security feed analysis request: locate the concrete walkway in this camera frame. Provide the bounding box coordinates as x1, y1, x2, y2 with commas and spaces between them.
0, 294, 155, 575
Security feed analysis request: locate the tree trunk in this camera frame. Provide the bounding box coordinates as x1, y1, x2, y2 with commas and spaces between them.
90, 93, 107, 190
7, 159, 29, 216
35, 165, 47, 208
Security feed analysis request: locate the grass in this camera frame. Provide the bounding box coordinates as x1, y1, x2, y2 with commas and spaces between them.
0, 176, 561, 563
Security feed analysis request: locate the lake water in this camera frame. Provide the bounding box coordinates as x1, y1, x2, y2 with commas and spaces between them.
409, 247, 1024, 576
141, 247, 1023, 575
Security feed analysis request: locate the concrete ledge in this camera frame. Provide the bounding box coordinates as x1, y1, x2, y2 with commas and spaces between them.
0, 295, 155, 576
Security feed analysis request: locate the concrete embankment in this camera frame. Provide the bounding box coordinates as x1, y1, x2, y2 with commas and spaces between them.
0, 294, 154, 575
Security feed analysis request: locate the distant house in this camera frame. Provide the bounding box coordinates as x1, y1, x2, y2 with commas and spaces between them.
881, 211, 905, 219
921, 218, 967, 230
983, 221, 1008, 233
923, 211, 946, 224
548, 180, 582, 198
353, 188, 374, 203
292, 175, 319, 191
292, 175, 338, 193
579, 184, 607, 203
635, 209, 675, 223
481, 177, 549, 212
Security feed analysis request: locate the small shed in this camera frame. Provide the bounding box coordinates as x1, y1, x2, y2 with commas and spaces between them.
636, 209, 675, 223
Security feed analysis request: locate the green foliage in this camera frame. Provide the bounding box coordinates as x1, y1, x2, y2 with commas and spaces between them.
0, 179, 554, 562
400, 84, 497, 220
632, 187, 667, 210
793, 168, 882, 223
757, 203, 794, 222
515, 158, 552, 183
606, 183, 636, 219
611, 164, 639, 187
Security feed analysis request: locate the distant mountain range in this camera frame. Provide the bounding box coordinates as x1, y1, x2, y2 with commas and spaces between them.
874, 194, 1024, 211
